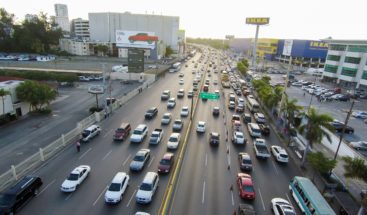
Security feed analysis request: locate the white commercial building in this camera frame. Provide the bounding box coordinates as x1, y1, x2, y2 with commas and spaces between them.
88, 12, 179, 52
54, 4, 70, 32
322, 39, 367, 89
59, 38, 91, 56
0, 80, 30, 117
71, 18, 90, 38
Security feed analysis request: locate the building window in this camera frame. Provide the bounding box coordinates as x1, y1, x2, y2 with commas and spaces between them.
341, 67, 357, 77
348, 45, 367, 53
324, 64, 338, 73
344, 56, 361, 64
327, 55, 341, 61
329, 44, 346, 51
362, 71, 367, 80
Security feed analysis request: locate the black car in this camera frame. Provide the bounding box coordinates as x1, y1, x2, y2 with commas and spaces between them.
212, 107, 220, 116
259, 124, 270, 136
331, 121, 354, 134
145, 107, 158, 119
209, 132, 220, 146
0, 176, 43, 214
337, 95, 350, 102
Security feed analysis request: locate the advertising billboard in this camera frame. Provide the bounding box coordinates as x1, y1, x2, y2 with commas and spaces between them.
246, 17, 270, 25
128, 48, 145, 73
283, 39, 293, 56
116, 30, 158, 49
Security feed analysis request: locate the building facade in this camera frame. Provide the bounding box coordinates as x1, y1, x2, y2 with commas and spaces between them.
71, 18, 90, 39
54, 4, 70, 32
59, 38, 90, 56
249, 38, 279, 60
88, 12, 180, 52
229, 38, 251, 54
276, 40, 328, 68
322, 40, 367, 89
0, 80, 30, 117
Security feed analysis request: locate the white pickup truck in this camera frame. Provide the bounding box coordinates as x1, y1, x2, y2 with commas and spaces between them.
253, 138, 270, 159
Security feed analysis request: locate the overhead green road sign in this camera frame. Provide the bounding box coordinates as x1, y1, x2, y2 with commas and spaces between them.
199, 92, 220, 100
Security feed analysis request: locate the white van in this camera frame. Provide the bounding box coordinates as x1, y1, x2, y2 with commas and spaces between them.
136, 172, 159, 204
81, 125, 101, 142
247, 123, 262, 138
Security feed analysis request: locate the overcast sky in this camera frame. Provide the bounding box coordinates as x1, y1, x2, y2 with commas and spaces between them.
2, 0, 366, 40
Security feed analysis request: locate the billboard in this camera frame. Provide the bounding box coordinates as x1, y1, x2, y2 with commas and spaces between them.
246, 17, 270, 25
283, 39, 293, 56
128, 49, 145, 73
116, 30, 158, 49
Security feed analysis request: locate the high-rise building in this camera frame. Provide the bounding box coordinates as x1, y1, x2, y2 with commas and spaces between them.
54, 4, 70, 32
71, 18, 90, 39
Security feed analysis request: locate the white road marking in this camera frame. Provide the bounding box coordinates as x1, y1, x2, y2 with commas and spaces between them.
227, 154, 231, 166
102, 150, 112, 160
271, 160, 279, 175
230, 190, 234, 206
39, 179, 55, 195
286, 193, 295, 208
78, 148, 92, 160
123, 154, 131, 166
205, 153, 208, 166
258, 188, 266, 211
126, 189, 137, 207
202, 181, 206, 204
103, 129, 113, 138
93, 186, 108, 206
148, 156, 155, 167
65, 193, 73, 201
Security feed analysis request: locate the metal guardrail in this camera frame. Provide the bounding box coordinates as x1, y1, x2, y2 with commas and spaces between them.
0, 77, 157, 192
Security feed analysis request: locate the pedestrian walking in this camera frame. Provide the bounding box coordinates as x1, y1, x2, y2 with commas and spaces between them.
76, 141, 81, 152
303, 92, 306, 97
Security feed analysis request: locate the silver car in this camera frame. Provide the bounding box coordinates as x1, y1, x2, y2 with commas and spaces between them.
350, 141, 367, 150
130, 149, 150, 171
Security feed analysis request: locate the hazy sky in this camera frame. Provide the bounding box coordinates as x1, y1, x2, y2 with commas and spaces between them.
2, 0, 367, 40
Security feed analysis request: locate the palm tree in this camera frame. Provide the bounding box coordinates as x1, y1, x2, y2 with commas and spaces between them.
0, 88, 10, 116
298, 108, 335, 167
342, 156, 367, 214
282, 97, 303, 136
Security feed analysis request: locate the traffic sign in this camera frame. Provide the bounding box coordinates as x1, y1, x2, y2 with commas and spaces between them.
199, 92, 220, 100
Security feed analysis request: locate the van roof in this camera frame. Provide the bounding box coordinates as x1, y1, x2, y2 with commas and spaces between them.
5, 176, 41, 195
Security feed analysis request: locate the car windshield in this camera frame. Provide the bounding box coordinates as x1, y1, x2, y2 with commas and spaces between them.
147, 109, 154, 113
243, 185, 254, 192
0, 194, 14, 206
243, 159, 252, 164
67, 173, 79, 181
133, 129, 142, 135
108, 183, 121, 191
116, 128, 124, 133
163, 115, 170, 119
212, 135, 219, 140
174, 121, 182, 125
151, 133, 159, 138
280, 154, 288, 159
236, 134, 244, 138
160, 159, 170, 165
82, 130, 90, 138
140, 183, 152, 191
169, 137, 178, 142
134, 155, 145, 161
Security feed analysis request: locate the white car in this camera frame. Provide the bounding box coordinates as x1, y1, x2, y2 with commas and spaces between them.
196, 121, 206, 133
167, 98, 176, 108
167, 133, 181, 149
180, 106, 189, 117
136, 172, 159, 204
238, 98, 245, 106
271, 198, 296, 215
291, 82, 302, 87
130, 124, 148, 143
179, 79, 184, 85
350, 141, 367, 150
232, 131, 246, 144
254, 113, 266, 123
161, 113, 172, 125
61, 165, 91, 192
352, 111, 367, 119
105, 172, 130, 204
130, 149, 151, 171
271, 146, 289, 163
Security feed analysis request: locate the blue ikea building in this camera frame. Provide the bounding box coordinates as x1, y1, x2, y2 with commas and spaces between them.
276, 40, 328, 68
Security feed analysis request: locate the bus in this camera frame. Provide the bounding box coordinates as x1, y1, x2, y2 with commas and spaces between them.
289, 176, 336, 215
169, 62, 181, 73
247, 98, 260, 113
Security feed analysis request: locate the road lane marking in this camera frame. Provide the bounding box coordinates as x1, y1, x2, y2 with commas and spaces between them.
123, 154, 131, 166
93, 186, 108, 206
202, 181, 206, 204
78, 147, 92, 160
148, 156, 155, 167
227, 154, 231, 167
103, 129, 113, 138
230, 190, 234, 206
205, 153, 208, 166
258, 188, 266, 211
126, 189, 137, 207
39, 179, 55, 195
102, 150, 112, 160
286, 193, 295, 208
271, 160, 279, 175
65, 193, 73, 201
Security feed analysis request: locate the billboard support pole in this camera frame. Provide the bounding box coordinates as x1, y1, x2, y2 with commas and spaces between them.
252, 24, 260, 69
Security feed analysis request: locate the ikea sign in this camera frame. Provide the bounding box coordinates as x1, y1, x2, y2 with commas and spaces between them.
246, 17, 270, 25
309, 41, 328, 49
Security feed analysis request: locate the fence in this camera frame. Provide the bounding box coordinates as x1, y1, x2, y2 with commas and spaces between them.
0, 76, 157, 192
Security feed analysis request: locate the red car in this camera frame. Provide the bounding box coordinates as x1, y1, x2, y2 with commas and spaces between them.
128, 33, 158, 44
237, 173, 255, 200
158, 153, 174, 173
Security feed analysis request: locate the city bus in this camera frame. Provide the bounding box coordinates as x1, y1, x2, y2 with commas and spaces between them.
169, 62, 181, 73
247, 98, 260, 113
289, 176, 336, 215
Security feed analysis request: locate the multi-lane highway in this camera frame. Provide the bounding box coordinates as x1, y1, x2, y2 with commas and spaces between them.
17, 50, 303, 215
